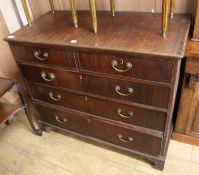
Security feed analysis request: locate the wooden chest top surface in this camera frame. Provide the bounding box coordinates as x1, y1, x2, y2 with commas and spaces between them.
6, 11, 190, 59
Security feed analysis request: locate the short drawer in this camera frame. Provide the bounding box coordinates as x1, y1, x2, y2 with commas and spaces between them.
19, 64, 80, 89
78, 52, 173, 84
19, 64, 170, 109
10, 44, 76, 69
36, 104, 162, 156
30, 84, 166, 131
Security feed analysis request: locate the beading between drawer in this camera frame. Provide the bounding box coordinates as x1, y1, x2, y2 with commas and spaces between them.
19, 64, 170, 109
29, 84, 167, 132
35, 103, 162, 156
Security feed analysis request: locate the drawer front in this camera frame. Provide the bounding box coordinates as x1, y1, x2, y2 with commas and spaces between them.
89, 117, 162, 156
30, 84, 166, 131
36, 104, 162, 156
78, 52, 173, 84
35, 104, 90, 135
81, 75, 170, 109
19, 64, 170, 108
19, 64, 81, 89
11, 44, 76, 68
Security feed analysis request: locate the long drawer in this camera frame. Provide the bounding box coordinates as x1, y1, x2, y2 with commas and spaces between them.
10, 44, 76, 69
19, 64, 170, 108
35, 103, 162, 156
29, 84, 166, 131
78, 52, 173, 84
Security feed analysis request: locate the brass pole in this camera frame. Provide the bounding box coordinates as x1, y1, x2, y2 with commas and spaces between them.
69, 0, 78, 28
110, 0, 115, 17
21, 0, 32, 26
49, 0, 55, 14
170, 0, 175, 19
162, 0, 169, 38
89, 0, 97, 33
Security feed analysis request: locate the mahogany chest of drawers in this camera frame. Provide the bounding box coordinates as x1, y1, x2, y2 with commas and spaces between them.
6, 11, 190, 170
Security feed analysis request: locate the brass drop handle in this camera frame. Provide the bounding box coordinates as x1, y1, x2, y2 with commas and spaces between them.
117, 134, 134, 143
115, 86, 133, 96
49, 92, 61, 101
117, 108, 134, 118
55, 116, 67, 124
34, 51, 48, 61
41, 72, 55, 82
111, 60, 132, 73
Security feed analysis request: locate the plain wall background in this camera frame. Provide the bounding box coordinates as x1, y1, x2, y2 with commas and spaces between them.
29, 0, 198, 19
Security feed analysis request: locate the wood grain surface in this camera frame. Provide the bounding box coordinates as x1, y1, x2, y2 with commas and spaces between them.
6, 11, 191, 170
6, 11, 190, 59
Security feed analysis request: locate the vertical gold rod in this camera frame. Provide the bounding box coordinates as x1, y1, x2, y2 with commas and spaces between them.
21, 0, 32, 26
49, 0, 55, 14
69, 0, 78, 28
170, 0, 175, 19
89, 0, 97, 34
162, 0, 169, 38
110, 0, 115, 17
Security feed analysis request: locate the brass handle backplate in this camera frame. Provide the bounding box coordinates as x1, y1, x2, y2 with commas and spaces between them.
41, 72, 55, 82
111, 60, 132, 73
117, 108, 134, 118
115, 86, 133, 96
117, 134, 134, 143
49, 92, 61, 101
55, 116, 67, 124
34, 51, 48, 61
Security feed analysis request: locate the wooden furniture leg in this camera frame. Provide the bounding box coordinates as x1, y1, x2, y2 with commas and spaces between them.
110, 0, 115, 17
170, 0, 175, 19
146, 157, 165, 170
69, 0, 78, 28
151, 159, 165, 170
49, 0, 55, 14
162, 0, 169, 37
13, 81, 43, 136
21, 0, 32, 26
89, 0, 97, 33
